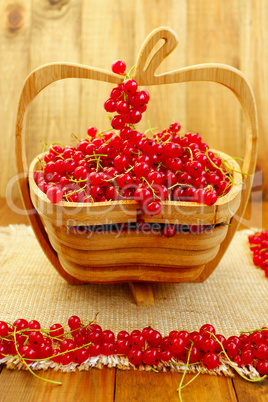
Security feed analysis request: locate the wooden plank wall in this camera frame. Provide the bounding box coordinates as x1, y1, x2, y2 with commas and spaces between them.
0, 0, 267, 199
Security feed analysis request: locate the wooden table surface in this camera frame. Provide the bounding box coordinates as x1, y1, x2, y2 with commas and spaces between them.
0, 197, 268, 402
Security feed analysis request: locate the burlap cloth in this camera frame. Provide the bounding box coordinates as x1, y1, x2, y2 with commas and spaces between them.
0, 225, 267, 337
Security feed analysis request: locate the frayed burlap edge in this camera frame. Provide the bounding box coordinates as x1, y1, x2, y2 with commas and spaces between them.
0, 355, 263, 380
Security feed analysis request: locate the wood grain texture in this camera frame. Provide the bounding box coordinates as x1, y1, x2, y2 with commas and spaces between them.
0, 0, 31, 197
80, 0, 135, 135
232, 375, 268, 402
26, 0, 82, 169
114, 371, 237, 402
186, 0, 244, 163
0, 0, 267, 199
0, 367, 115, 402
58, 254, 205, 283
128, 282, 155, 306
134, 0, 187, 134
240, 0, 268, 197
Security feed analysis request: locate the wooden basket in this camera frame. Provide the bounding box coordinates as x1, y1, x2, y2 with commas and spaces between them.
16, 27, 258, 305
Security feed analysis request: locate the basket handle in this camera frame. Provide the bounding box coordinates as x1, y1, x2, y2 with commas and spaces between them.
133, 27, 257, 179
15, 64, 123, 284
132, 27, 258, 280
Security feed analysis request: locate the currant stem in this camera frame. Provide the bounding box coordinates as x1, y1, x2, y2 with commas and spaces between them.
180, 368, 202, 389
177, 341, 194, 402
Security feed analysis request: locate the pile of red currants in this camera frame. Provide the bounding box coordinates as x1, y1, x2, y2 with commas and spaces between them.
34, 60, 232, 216
248, 230, 268, 278
0, 318, 268, 375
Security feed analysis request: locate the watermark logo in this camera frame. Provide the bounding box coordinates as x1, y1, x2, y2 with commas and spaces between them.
5, 170, 262, 235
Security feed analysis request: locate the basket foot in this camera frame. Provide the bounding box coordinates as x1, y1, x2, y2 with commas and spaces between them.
128, 282, 155, 306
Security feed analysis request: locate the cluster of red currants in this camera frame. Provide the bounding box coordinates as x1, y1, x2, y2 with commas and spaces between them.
0, 318, 268, 375
105, 59, 150, 130
34, 60, 232, 215
248, 230, 268, 278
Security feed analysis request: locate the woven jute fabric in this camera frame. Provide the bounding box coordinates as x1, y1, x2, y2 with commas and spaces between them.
0, 225, 267, 337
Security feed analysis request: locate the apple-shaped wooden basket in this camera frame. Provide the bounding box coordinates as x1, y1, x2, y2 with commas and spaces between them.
16, 27, 258, 305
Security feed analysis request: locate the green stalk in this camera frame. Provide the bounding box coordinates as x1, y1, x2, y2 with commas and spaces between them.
177, 341, 194, 402
180, 368, 202, 389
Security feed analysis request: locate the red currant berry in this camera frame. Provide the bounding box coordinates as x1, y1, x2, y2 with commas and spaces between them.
202, 338, 217, 353
0, 321, 9, 337
87, 126, 97, 137
233, 355, 242, 367
143, 348, 159, 365
114, 155, 129, 171
130, 330, 142, 337
200, 324, 216, 339
117, 331, 130, 341
111, 60, 126, 75
88, 344, 101, 357
126, 109, 142, 124
102, 343, 116, 356
61, 353, 74, 365
111, 115, 126, 130
128, 349, 143, 365
160, 349, 173, 362
47, 185, 63, 204
169, 337, 185, 356
255, 343, 268, 360
123, 79, 137, 94
13, 319, 28, 331
241, 349, 254, 365
161, 224, 176, 238
134, 162, 150, 178
203, 352, 220, 370
110, 87, 124, 101
87, 330, 101, 344
116, 339, 130, 355
226, 342, 239, 358
0, 344, 8, 359
204, 190, 218, 206
74, 334, 87, 347
68, 316, 81, 330
116, 101, 129, 115
191, 333, 204, 349
60, 339, 76, 352
74, 348, 90, 364
145, 201, 162, 216
134, 187, 152, 204
257, 360, 268, 375
104, 98, 117, 112
101, 330, 115, 344
38, 343, 53, 360
181, 346, 201, 364
130, 335, 145, 349
49, 323, 64, 339
147, 330, 162, 347
215, 334, 227, 352
29, 331, 44, 348
20, 345, 38, 363
169, 122, 181, 132
177, 331, 191, 345
249, 331, 264, 346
